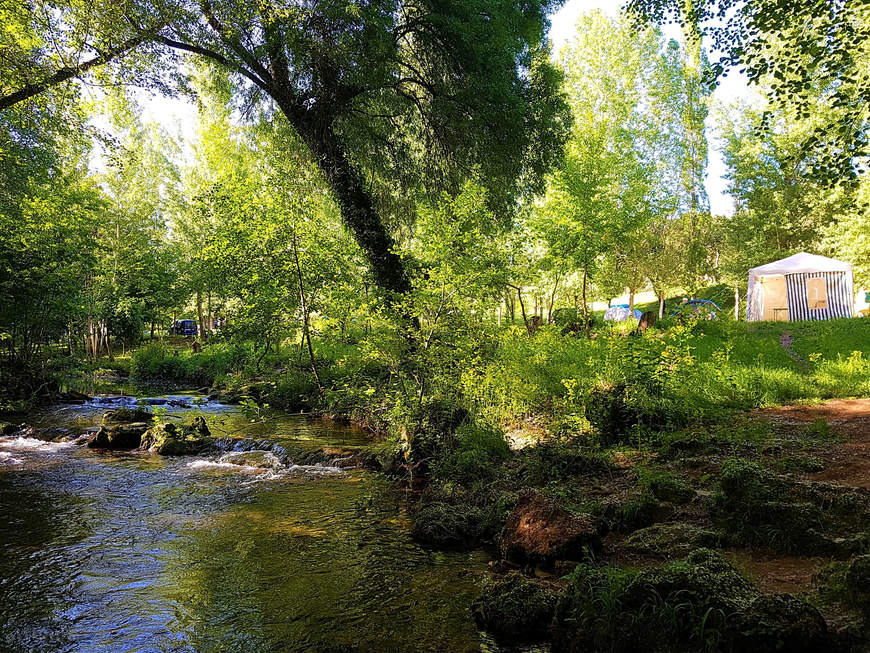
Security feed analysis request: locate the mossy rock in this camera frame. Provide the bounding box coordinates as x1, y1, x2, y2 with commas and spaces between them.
641, 470, 696, 504
471, 573, 556, 642
0, 422, 15, 436
87, 423, 149, 450
102, 407, 152, 423
714, 458, 870, 555
552, 549, 828, 653
624, 523, 721, 558
604, 493, 662, 532
845, 555, 870, 613
512, 440, 614, 486
140, 420, 213, 456
410, 502, 486, 548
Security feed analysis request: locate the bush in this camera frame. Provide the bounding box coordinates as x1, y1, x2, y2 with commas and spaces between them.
432, 423, 510, 484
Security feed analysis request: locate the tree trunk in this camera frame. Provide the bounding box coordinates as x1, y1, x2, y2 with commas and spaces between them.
629, 289, 635, 314
196, 291, 206, 342
291, 231, 322, 393
150, 321, 155, 340
735, 285, 740, 321
510, 285, 531, 336
582, 265, 590, 339
547, 273, 561, 324
297, 120, 411, 300
206, 291, 212, 338
658, 292, 665, 319
106, 327, 114, 362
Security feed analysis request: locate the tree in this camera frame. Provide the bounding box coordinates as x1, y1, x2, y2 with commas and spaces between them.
625, 0, 870, 182
715, 94, 854, 290
534, 11, 668, 334
92, 104, 183, 351
0, 95, 101, 395
2, 0, 570, 300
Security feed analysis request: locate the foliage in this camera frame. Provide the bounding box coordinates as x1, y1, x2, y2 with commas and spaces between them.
626, 0, 870, 183
552, 548, 828, 653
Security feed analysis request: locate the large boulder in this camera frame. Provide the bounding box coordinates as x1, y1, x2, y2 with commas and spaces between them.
87, 423, 149, 450
471, 572, 556, 642
552, 549, 828, 653
139, 419, 212, 456
500, 490, 601, 565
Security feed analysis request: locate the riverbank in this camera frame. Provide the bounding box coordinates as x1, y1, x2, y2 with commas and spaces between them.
7, 317, 870, 650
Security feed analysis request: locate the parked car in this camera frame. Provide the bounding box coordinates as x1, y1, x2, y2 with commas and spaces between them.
169, 319, 198, 336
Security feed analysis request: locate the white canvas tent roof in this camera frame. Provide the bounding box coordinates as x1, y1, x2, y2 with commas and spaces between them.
747, 252, 854, 321
748, 252, 851, 278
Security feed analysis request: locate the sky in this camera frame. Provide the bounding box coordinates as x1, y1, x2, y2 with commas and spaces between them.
137, 0, 750, 216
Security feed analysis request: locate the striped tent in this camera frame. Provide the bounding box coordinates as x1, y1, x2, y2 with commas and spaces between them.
746, 253, 854, 322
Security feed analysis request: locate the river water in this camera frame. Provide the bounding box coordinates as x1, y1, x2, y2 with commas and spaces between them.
0, 392, 496, 652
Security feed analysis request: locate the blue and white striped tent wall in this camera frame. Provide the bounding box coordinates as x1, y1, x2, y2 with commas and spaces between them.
785, 271, 854, 321
746, 253, 855, 322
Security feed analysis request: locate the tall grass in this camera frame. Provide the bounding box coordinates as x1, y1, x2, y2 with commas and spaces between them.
130, 341, 250, 386
461, 318, 870, 433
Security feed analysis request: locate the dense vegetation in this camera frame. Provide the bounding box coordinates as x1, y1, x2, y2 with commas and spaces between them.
3, 0, 870, 650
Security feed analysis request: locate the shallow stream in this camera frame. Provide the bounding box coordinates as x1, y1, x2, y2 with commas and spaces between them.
0, 391, 497, 652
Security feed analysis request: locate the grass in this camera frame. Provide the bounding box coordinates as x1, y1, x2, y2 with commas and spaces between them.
461, 317, 870, 437
121, 315, 870, 451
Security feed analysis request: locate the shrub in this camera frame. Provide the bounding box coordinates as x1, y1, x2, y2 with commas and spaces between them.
431, 423, 511, 484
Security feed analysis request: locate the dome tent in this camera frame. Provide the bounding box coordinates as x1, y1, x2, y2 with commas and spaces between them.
746, 253, 854, 322
604, 304, 642, 322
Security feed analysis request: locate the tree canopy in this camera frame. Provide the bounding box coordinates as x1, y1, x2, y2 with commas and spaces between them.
2, 0, 570, 298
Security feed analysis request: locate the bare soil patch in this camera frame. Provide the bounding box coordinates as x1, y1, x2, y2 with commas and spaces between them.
759, 399, 870, 489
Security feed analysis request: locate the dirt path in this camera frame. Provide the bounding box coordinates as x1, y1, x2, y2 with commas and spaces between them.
759, 398, 870, 489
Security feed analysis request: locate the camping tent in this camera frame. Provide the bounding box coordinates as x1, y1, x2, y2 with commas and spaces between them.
604, 305, 642, 322
746, 253, 854, 322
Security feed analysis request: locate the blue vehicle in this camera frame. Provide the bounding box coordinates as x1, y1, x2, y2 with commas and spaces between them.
169, 319, 198, 336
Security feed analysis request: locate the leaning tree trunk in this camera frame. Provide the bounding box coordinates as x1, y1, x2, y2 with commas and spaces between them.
296, 120, 411, 300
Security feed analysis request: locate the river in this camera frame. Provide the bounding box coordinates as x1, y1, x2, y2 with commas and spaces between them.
0, 390, 500, 652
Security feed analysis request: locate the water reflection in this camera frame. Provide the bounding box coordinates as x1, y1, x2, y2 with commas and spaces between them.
0, 405, 491, 652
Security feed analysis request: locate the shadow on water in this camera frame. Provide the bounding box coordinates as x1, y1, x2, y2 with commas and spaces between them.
0, 398, 497, 653
162, 477, 488, 652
